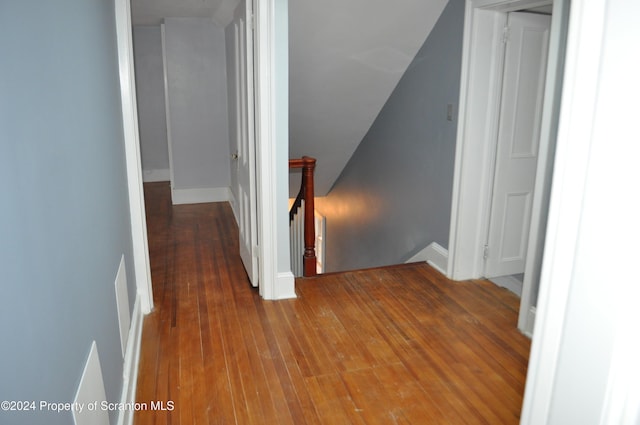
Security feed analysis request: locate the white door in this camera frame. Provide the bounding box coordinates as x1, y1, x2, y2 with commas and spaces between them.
231, 0, 259, 286
484, 12, 551, 278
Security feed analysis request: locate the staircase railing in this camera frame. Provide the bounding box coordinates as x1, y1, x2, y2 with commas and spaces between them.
289, 156, 317, 277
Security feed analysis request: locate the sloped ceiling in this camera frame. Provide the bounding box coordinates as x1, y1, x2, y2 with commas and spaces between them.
131, 0, 449, 196
289, 0, 448, 195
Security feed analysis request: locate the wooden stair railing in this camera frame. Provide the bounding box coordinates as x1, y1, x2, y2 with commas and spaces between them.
289, 156, 317, 277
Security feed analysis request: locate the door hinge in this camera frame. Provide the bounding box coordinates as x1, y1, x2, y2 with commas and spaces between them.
502, 26, 511, 44
483, 244, 490, 260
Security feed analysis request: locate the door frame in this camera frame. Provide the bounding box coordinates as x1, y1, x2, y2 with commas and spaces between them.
253, 0, 296, 300
115, 0, 153, 314
447, 0, 564, 333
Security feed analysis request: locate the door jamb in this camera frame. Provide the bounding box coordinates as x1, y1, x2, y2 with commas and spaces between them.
448, 1, 512, 281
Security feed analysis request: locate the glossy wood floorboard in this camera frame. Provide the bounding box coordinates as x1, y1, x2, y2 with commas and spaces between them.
135, 182, 531, 425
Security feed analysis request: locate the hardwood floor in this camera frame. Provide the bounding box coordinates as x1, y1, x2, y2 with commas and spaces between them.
135, 182, 531, 425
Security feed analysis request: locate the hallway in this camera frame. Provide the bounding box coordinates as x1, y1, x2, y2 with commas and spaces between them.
134, 182, 530, 424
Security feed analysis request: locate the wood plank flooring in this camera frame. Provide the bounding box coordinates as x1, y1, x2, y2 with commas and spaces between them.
135, 182, 531, 424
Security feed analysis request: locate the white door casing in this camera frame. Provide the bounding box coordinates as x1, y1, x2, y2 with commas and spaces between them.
114, 0, 153, 313
448, 0, 563, 335
230, 0, 259, 286
253, 0, 296, 300
484, 12, 551, 278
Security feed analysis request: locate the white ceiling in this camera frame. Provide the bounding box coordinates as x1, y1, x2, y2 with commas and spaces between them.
131, 0, 240, 26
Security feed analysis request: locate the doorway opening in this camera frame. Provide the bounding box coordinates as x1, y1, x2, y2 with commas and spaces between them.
448, 0, 569, 335
484, 10, 552, 296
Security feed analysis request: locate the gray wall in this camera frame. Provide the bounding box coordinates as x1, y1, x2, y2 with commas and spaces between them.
133, 26, 170, 177
0, 0, 137, 424
163, 18, 230, 191
315, 0, 465, 272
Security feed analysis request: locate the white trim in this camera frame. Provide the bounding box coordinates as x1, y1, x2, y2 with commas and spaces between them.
254, 0, 277, 299
425, 243, 448, 275
406, 242, 449, 276
273, 271, 297, 299
116, 296, 144, 425
448, 0, 555, 289
522, 306, 536, 338
171, 187, 231, 205
142, 168, 170, 182
448, 3, 508, 280
114, 0, 153, 314
254, 0, 295, 300
520, 0, 609, 422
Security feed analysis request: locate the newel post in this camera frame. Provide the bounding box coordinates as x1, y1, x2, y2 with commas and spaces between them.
288, 156, 317, 277
301, 157, 316, 277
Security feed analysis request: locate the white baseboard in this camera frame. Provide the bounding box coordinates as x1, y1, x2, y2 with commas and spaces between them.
274, 271, 297, 300
116, 295, 144, 425
521, 306, 536, 338
142, 168, 170, 182
171, 187, 230, 205
406, 242, 449, 275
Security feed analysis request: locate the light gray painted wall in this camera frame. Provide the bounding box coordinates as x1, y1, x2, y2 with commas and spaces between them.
133, 26, 170, 175
164, 18, 230, 190
0, 1, 136, 423
315, 0, 465, 272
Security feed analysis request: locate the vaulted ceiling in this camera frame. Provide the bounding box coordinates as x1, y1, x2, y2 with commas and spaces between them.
131, 0, 449, 196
